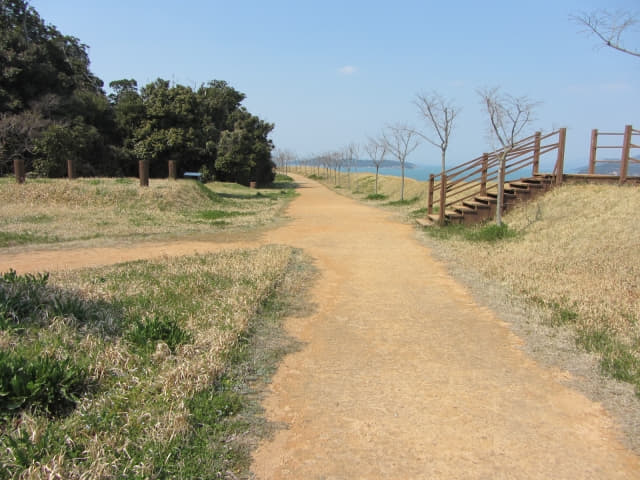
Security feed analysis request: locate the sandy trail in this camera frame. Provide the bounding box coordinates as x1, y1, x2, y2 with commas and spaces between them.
1, 175, 638, 478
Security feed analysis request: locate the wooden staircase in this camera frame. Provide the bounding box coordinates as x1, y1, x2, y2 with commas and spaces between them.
425, 174, 554, 225
420, 129, 567, 227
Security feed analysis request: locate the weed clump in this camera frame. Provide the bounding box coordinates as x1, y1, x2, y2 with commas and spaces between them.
127, 314, 192, 353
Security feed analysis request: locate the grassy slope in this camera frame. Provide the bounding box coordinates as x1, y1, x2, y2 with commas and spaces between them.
0, 176, 295, 247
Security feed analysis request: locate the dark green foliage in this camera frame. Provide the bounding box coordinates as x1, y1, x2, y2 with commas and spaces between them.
126, 315, 192, 353
0, 2, 275, 182
0, 350, 89, 417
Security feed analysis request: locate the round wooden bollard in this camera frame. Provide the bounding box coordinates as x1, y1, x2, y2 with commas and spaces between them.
168, 160, 177, 180
249, 181, 257, 189
14, 158, 25, 184
139, 159, 149, 187
67, 159, 75, 180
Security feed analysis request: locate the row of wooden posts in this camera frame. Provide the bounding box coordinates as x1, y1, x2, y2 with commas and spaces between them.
11, 159, 179, 186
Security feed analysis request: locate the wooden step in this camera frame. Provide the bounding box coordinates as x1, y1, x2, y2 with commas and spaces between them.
487, 191, 517, 199
475, 195, 497, 204
454, 205, 478, 215
444, 210, 463, 219
508, 181, 534, 189
416, 218, 433, 227
463, 200, 490, 210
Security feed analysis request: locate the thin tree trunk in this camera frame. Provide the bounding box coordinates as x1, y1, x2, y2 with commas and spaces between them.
375, 166, 379, 194
400, 162, 405, 201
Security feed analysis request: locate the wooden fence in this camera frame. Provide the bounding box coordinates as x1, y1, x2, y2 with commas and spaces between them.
427, 129, 566, 225
588, 125, 639, 184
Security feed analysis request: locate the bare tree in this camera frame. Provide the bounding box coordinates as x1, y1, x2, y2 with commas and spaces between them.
381, 124, 421, 201
344, 142, 359, 189
364, 137, 387, 195
572, 9, 640, 58
414, 91, 460, 174
478, 87, 539, 226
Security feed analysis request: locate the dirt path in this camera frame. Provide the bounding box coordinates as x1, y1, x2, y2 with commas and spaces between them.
2, 175, 639, 478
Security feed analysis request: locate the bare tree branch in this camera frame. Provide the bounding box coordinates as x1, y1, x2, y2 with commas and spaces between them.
364, 136, 387, 195
572, 9, 640, 58
381, 123, 421, 201
413, 91, 460, 174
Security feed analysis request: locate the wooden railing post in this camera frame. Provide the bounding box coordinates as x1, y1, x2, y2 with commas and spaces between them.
481, 153, 488, 195
427, 174, 434, 215
139, 159, 149, 187
555, 128, 566, 185
533, 132, 541, 176
14, 158, 25, 184
588, 129, 598, 175
620, 124, 632, 185
168, 160, 177, 180
438, 174, 446, 226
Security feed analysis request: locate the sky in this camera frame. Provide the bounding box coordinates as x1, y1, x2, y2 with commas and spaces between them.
30, 0, 640, 169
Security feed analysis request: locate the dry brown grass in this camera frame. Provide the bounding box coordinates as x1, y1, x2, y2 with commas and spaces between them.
0, 177, 291, 247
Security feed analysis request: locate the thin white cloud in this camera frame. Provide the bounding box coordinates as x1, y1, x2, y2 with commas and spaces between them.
338, 65, 357, 75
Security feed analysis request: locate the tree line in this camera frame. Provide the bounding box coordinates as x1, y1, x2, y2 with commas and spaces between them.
0, 0, 275, 185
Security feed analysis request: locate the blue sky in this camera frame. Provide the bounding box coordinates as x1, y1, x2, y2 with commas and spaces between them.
31, 0, 639, 168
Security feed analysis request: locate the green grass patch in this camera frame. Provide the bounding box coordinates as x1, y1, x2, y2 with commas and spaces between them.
425, 222, 518, 243
410, 207, 428, 217
127, 314, 192, 354
385, 196, 420, 206
576, 326, 640, 393
197, 209, 250, 221
366, 193, 387, 200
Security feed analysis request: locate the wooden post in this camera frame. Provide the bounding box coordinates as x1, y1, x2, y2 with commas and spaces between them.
427, 174, 434, 215
139, 159, 149, 187
168, 160, 177, 180
588, 129, 598, 175
532, 132, 541, 176
14, 158, 25, 184
67, 159, 75, 180
620, 124, 632, 185
438, 174, 446, 226
555, 128, 566, 185
481, 153, 488, 195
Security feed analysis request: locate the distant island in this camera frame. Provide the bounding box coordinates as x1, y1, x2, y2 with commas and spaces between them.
573, 158, 640, 176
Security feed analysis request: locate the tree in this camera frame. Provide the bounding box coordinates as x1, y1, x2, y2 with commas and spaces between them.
364, 137, 387, 195
381, 124, 420, 201
215, 110, 274, 185
572, 9, 640, 58
414, 91, 460, 174
478, 87, 538, 226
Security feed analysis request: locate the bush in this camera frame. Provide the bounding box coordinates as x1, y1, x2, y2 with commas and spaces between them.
0, 351, 89, 417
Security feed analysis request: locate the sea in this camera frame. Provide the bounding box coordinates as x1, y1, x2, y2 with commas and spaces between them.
347, 165, 440, 182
